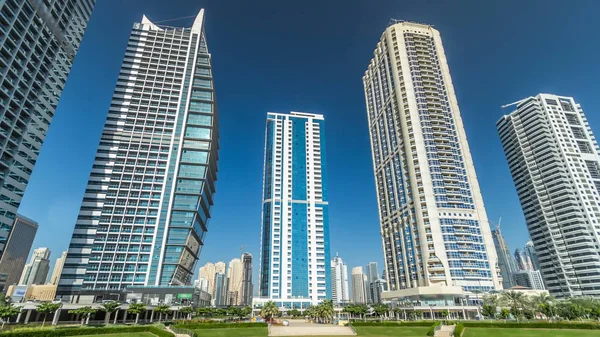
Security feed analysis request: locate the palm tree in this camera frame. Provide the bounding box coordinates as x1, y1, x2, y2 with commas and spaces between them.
154, 304, 171, 322
502, 291, 526, 319
0, 303, 20, 329
533, 293, 554, 320
240, 306, 252, 319
100, 301, 121, 325
68, 306, 97, 326
260, 301, 279, 323
36, 302, 62, 327
317, 300, 334, 323
127, 303, 146, 324
180, 306, 194, 320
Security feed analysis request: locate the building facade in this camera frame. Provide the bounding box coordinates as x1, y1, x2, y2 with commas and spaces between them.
492, 228, 517, 289
259, 111, 331, 305
0, 214, 37, 290
331, 255, 350, 304
524, 241, 540, 271
369, 278, 387, 304
0, 0, 95, 254
20, 247, 50, 286
514, 249, 534, 271
497, 93, 600, 298
351, 266, 368, 304
59, 10, 219, 294
513, 270, 545, 290
50, 251, 67, 285
363, 20, 501, 293
226, 258, 243, 305
240, 253, 253, 306
213, 272, 227, 307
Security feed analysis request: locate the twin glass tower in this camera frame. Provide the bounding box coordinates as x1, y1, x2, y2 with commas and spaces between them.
59, 10, 219, 294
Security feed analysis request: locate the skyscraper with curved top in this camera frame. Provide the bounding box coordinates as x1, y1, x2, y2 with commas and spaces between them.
363, 20, 501, 294
59, 10, 219, 294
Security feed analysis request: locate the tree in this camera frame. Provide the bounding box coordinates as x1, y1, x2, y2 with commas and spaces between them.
100, 301, 121, 325
501, 291, 526, 319
483, 294, 500, 308
0, 294, 11, 307
355, 304, 369, 321
499, 308, 510, 320
240, 306, 252, 318
317, 300, 334, 323
260, 301, 279, 322
440, 309, 450, 321
372, 304, 389, 318
127, 303, 146, 324
0, 304, 20, 329
481, 304, 496, 319
180, 306, 194, 320
36, 302, 62, 327
154, 304, 171, 322
288, 309, 301, 317
68, 306, 96, 326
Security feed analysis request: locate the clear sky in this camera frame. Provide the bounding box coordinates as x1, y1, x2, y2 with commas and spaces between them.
19, 0, 600, 280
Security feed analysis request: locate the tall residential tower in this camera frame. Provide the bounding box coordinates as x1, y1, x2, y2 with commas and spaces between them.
497, 94, 600, 297
0, 214, 37, 290
331, 255, 350, 304
259, 112, 331, 306
60, 10, 219, 294
492, 227, 517, 289
363, 21, 501, 293
0, 0, 95, 256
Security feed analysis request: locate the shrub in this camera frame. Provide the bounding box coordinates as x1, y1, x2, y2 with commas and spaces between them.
460, 321, 600, 330
0, 326, 174, 337
426, 321, 441, 336
454, 323, 464, 337
173, 322, 268, 329
350, 321, 434, 327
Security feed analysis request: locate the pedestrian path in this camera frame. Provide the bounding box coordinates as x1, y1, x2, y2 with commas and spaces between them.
269, 319, 355, 336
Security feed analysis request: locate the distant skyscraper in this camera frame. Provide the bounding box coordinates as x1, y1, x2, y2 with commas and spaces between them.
199, 261, 226, 299
513, 270, 545, 290
59, 9, 219, 294
514, 249, 533, 272
351, 267, 368, 304
50, 251, 67, 286
365, 262, 379, 283
524, 241, 540, 271
20, 247, 50, 286
498, 93, 600, 297
240, 253, 253, 306
259, 112, 331, 305
0, 214, 37, 290
0, 0, 95, 256
213, 272, 227, 307
331, 255, 350, 304
226, 258, 243, 305
492, 228, 517, 289
369, 279, 387, 304
363, 20, 501, 293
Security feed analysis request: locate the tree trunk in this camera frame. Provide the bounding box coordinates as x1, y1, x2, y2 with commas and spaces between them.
2, 320, 5, 329
135, 313, 139, 324
42, 314, 47, 327
105, 312, 111, 325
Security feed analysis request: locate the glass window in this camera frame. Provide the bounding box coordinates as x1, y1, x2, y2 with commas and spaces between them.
188, 113, 212, 126
181, 150, 208, 163
189, 101, 212, 113
178, 164, 206, 179
185, 126, 211, 139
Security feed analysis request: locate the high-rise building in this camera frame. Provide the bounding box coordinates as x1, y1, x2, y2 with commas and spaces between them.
524, 241, 540, 271
259, 111, 331, 305
497, 93, 600, 298
365, 262, 379, 283
514, 249, 533, 271
198, 261, 225, 299
492, 228, 517, 289
19, 247, 50, 286
213, 272, 227, 307
331, 255, 350, 304
226, 258, 243, 305
0, 0, 95, 255
363, 20, 501, 293
59, 9, 219, 295
240, 253, 253, 306
513, 270, 545, 290
50, 251, 67, 285
351, 266, 368, 304
0, 214, 37, 290
369, 279, 387, 304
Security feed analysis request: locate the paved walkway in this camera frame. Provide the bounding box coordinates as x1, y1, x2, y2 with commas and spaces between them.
269, 319, 355, 336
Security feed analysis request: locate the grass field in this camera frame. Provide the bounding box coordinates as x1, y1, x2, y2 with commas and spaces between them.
191, 327, 268, 337
354, 326, 430, 336
463, 327, 600, 337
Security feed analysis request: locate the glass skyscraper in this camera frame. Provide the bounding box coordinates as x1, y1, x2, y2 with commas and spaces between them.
491, 227, 517, 289
498, 94, 600, 297
59, 10, 219, 294
259, 111, 331, 306
0, 214, 37, 290
363, 20, 502, 293
0, 0, 95, 256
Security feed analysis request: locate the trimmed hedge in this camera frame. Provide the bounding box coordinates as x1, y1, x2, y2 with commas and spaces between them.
0, 326, 173, 337
461, 321, 600, 330
426, 322, 441, 336
350, 321, 435, 327
173, 322, 268, 329
454, 323, 464, 337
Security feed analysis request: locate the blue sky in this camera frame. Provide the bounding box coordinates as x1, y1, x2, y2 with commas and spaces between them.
19, 0, 600, 279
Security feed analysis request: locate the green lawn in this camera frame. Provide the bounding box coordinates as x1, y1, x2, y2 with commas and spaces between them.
191, 327, 268, 337
354, 326, 430, 336
463, 328, 600, 337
